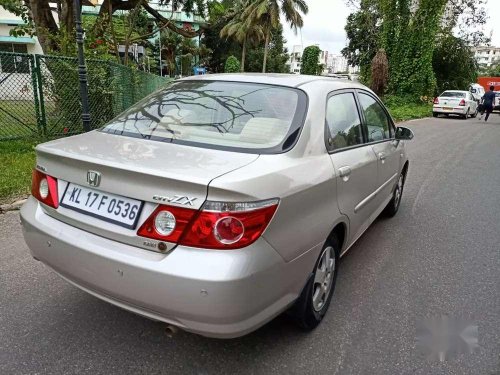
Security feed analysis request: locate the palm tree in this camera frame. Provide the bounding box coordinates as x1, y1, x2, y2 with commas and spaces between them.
243, 0, 308, 73
220, 1, 265, 72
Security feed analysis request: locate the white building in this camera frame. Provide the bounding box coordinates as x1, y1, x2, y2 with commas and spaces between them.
473, 46, 500, 68
287, 44, 328, 75
0, 7, 44, 56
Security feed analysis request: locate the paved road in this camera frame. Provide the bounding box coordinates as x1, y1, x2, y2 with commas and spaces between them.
1, 115, 500, 375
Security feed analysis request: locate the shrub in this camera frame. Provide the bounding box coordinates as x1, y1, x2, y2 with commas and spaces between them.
224, 55, 240, 73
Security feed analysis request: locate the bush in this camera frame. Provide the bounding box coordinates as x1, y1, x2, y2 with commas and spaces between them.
300, 45, 321, 75
224, 55, 240, 73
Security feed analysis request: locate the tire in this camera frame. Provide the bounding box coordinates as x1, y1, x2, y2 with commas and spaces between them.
462, 109, 470, 119
291, 235, 340, 330
432, 112, 438, 118
384, 171, 405, 217
471, 108, 478, 118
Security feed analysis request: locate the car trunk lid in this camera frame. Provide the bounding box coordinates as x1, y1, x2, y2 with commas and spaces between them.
35, 131, 259, 251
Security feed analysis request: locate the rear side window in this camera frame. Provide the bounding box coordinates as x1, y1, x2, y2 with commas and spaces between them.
325, 93, 363, 150
101, 81, 307, 154
358, 93, 391, 141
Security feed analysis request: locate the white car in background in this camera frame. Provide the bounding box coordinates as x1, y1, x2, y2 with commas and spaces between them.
433, 90, 478, 119
469, 84, 485, 103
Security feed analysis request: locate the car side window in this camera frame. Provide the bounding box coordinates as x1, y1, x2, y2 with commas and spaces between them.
325, 93, 363, 150
358, 93, 391, 142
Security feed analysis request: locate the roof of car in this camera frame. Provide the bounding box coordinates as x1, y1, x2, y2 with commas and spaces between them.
179, 73, 364, 89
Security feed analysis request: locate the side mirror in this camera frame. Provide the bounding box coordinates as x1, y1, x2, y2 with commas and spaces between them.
395, 126, 414, 140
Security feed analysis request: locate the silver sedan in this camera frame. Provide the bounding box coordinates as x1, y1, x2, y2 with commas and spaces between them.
21, 74, 413, 338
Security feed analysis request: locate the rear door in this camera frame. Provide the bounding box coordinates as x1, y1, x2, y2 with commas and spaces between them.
326, 90, 379, 243
357, 91, 401, 209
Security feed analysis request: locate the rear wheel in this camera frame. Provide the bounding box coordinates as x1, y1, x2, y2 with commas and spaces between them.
471, 107, 478, 118
384, 171, 405, 217
432, 112, 438, 118
462, 108, 470, 119
291, 236, 340, 330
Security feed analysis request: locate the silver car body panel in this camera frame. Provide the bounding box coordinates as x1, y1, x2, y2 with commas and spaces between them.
21, 74, 409, 338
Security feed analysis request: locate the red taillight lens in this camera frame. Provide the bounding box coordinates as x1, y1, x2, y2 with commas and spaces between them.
137, 205, 197, 242
179, 200, 279, 250
31, 169, 58, 208
137, 199, 279, 250
433, 97, 439, 104
459, 99, 466, 106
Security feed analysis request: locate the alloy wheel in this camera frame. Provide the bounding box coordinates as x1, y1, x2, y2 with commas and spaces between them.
312, 246, 336, 312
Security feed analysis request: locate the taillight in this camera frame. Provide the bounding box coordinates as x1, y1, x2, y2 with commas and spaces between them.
459, 99, 466, 106
137, 205, 198, 242
31, 169, 59, 208
180, 199, 279, 249
433, 97, 439, 104
137, 199, 279, 250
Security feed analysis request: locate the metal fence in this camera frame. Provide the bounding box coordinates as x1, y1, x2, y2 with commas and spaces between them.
0, 51, 170, 140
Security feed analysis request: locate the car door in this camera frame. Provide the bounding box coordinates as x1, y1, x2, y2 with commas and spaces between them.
357, 91, 401, 210
466, 92, 477, 113
326, 90, 379, 244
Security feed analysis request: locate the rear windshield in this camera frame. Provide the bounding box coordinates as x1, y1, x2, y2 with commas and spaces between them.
101, 80, 307, 153
440, 91, 466, 98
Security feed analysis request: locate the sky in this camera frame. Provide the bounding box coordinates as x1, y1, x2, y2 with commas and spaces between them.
282, 0, 500, 56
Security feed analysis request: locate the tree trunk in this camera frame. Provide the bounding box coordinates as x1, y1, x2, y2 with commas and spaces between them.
262, 28, 270, 73
28, 0, 59, 53
60, 0, 76, 37
241, 37, 247, 72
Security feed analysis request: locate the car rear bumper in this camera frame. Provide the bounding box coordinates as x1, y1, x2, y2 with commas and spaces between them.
433, 106, 468, 115
20, 197, 312, 338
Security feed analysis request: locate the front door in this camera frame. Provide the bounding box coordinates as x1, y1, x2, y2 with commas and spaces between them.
326, 91, 379, 244
357, 91, 401, 208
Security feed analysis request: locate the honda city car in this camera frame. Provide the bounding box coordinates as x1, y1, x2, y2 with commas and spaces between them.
21, 74, 414, 338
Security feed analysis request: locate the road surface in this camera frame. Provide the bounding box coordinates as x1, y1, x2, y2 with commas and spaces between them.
1, 115, 500, 374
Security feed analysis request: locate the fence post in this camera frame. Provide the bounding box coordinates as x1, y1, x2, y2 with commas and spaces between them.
34, 55, 47, 136
74, 0, 91, 132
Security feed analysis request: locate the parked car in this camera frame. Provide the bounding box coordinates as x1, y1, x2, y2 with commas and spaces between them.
494, 92, 500, 111
469, 83, 485, 103
20, 74, 414, 338
433, 90, 478, 119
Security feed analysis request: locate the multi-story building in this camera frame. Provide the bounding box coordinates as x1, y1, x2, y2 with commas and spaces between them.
287, 44, 328, 74
0, 7, 44, 56
473, 46, 500, 68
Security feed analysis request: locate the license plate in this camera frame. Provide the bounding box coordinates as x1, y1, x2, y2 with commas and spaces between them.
444, 107, 453, 111
60, 183, 143, 229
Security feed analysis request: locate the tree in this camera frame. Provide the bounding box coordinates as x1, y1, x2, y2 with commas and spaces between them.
370, 49, 388, 96
243, 0, 308, 72
8, 0, 209, 54
300, 45, 320, 75
225, 55, 241, 72
341, 0, 380, 83
245, 24, 290, 73
433, 33, 478, 94
220, 0, 264, 72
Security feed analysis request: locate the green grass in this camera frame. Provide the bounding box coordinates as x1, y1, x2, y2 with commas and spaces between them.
387, 103, 432, 122
0, 140, 37, 204
383, 96, 433, 123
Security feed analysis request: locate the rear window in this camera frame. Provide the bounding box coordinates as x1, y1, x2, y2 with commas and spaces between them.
440, 91, 466, 98
101, 80, 307, 153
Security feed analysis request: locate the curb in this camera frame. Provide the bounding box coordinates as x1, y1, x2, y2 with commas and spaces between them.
0, 198, 27, 214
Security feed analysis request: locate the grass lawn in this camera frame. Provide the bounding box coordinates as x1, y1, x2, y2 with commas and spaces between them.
0, 140, 37, 204
385, 102, 433, 123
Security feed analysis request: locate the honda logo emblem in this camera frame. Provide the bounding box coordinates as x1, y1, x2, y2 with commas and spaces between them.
87, 170, 101, 187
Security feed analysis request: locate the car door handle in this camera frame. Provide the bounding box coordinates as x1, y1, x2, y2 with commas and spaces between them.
378, 152, 386, 161
338, 166, 351, 179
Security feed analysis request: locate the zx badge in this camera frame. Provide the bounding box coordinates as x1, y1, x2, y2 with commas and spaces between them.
153, 195, 197, 206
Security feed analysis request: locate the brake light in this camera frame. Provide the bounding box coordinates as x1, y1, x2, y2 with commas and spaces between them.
433, 97, 439, 104
180, 199, 279, 249
137, 205, 197, 242
459, 99, 466, 106
137, 199, 279, 250
31, 169, 59, 208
